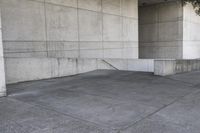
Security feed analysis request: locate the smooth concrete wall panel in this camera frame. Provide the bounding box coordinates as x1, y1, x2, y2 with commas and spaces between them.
139, 23, 158, 42
139, 1, 184, 59
5, 58, 79, 83
103, 14, 122, 41
183, 45, 200, 59
140, 45, 182, 59
47, 42, 79, 58
127, 59, 154, 72
123, 18, 138, 41
0, 0, 46, 41
103, 42, 123, 49
46, 4, 78, 41
140, 40, 183, 59
124, 41, 138, 48
122, 47, 138, 59
158, 21, 182, 41
183, 3, 200, 59
5, 58, 58, 83
104, 49, 123, 58
45, 0, 77, 8
183, 22, 200, 41
80, 42, 103, 58
158, 1, 183, 22
57, 58, 77, 77
122, 0, 138, 18
139, 5, 158, 24
78, 0, 101, 12
80, 42, 103, 50
80, 49, 104, 58
3, 41, 47, 58
79, 9, 102, 41
102, 0, 121, 15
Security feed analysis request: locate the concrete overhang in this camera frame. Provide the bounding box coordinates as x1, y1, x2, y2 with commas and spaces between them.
139, 0, 178, 6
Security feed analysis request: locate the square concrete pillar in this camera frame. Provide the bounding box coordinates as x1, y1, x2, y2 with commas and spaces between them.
139, 1, 200, 60
0, 9, 6, 97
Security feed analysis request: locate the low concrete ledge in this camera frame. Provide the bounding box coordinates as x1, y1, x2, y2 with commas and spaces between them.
5, 57, 200, 84
0, 91, 6, 97
154, 59, 200, 76
5, 58, 154, 84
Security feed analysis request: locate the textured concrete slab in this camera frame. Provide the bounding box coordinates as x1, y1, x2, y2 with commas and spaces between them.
103, 14, 122, 41
0, 0, 46, 41
168, 71, 200, 85
79, 10, 102, 41
46, 4, 78, 41
2, 70, 200, 132
0, 98, 111, 133
0, 10, 6, 97
102, 0, 121, 15
78, 0, 101, 12
46, 0, 77, 8
139, 1, 183, 59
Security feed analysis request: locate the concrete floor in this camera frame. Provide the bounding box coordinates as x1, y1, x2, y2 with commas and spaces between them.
1, 70, 200, 133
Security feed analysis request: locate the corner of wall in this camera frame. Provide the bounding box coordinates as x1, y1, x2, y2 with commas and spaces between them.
0, 8, 6, 97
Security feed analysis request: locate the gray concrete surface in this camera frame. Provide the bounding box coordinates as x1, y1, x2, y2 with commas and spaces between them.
154, 59, 200, 76
0, 0, 138, 85
1, 70, 200, 133
0, 9, 6, 97
139, 0, 183, 59
5, 58, 154, 84
183, 3, 200, 59
0, 0, 138, 59
139, 0, 200, 59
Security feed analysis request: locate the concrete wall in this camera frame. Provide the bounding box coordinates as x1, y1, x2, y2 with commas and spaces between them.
0, 0, 138, 59
0, 0, 138, 83
139, 1, 183, 59
0, 9, 6, 96
6, 58, 154, 84
154, 59, 200, 76
183, 3, 200, 59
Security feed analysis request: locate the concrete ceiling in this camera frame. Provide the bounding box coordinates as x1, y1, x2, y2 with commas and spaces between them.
139, 0, 177, 6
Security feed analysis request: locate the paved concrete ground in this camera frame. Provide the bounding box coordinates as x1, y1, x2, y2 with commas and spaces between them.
1, 70, 200, 133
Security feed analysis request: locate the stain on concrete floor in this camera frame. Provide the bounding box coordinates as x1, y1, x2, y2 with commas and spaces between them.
1, 70, 200, 133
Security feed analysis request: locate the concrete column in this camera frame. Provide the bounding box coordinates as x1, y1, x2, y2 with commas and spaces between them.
183, 3, 200, 59
139, 1, 183, 59
0, 9, 6, 97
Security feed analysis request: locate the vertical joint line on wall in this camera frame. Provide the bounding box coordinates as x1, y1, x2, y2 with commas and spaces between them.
44, 0, 48, 57
77, 0, 80, 58
181, 1, 184, 58
157, 5, 159, 43
101, 0, 104, 58
121, 0, 124, 49
121, 0, 125, 59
